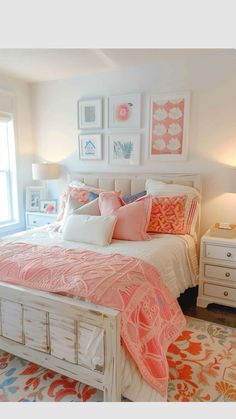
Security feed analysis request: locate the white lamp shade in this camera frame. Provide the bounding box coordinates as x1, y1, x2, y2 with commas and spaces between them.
32, 163, 60, 180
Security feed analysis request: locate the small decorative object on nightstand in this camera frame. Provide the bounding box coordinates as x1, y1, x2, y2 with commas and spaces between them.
209, 222, 236, 239
197, 228, 236, 309
25, 211, 57, 230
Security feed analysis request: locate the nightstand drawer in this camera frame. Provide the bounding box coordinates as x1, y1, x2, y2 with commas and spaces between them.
27, 214, 55, 227
205, 244, 236, 262
205, 264, 236, 282
204, 282, 236, 302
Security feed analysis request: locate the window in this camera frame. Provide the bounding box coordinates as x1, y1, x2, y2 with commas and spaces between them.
0, 115, 19, 226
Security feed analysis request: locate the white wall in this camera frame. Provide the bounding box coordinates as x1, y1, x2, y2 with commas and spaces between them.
31, 50, 236, 235
0, 74, 33, 235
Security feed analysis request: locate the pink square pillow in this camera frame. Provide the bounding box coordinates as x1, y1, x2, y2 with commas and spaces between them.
99, 192, 152, 241
147, 195, 187, 234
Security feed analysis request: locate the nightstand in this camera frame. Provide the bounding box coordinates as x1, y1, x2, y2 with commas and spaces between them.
197, 230, 236, 308
25, 211, 57, 230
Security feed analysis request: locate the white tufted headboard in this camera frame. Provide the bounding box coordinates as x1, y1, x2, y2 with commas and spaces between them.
70, 172, 201, 195
69, 172, 202, 242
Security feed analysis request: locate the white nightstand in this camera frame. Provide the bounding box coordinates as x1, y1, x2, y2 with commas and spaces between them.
25, 211, 58, 230
197, 230, 236, 308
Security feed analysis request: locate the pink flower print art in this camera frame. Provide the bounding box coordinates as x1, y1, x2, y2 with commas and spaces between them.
45, 204, 55, 213
116, 102, 133, 122
108, 94, 141, 129
151, 96, 187, 157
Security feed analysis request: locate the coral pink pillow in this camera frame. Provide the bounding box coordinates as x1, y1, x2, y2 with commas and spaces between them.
148, 195, 187, 234
99, 192, 152, 241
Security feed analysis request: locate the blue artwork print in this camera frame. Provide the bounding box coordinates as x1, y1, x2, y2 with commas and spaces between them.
113, 141, 134, 160
84, 140, 96, 156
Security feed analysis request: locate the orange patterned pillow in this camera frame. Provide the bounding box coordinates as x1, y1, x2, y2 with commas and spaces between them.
148, 195, 187, 234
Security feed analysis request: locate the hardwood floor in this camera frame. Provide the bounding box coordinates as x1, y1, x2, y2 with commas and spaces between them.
178, 286, 236, 328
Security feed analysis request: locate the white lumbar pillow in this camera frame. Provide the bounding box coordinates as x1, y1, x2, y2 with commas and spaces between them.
62, 214, 117, 246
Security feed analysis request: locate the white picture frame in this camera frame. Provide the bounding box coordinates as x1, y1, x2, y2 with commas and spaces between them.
40, 199, 57, 214
108, 93, 141, 129
26, 186, 46, 212
79, 134, 102, 160
78, 98, 102, 129
149, 92, 190, 161
108, 134, 140, 166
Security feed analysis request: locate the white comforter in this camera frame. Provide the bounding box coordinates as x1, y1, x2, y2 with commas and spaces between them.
4, 227, 199, 401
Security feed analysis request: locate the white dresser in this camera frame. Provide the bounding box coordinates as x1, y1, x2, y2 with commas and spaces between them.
25, 211, 57, 230
197, 230, 236, 308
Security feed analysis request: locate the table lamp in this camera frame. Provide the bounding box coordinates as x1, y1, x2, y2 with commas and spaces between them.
32, 162, 60, 198
32, 162, 60, 181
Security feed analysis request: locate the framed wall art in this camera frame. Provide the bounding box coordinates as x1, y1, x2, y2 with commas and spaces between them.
78, 98, 102, 129
149, 92, 190, 160
79, 134, 102, 160
26, 186, 46, 212
40, 200, 57, 214
108, 134, 140, 166
108, 93, 141, 129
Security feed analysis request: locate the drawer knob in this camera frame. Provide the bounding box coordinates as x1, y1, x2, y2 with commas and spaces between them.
224, 291, 229, 296
225, 272, 231, 278
227, 252, 232, 258
33, 220, 37, 224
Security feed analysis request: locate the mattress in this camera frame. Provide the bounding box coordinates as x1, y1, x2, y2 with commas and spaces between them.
3, 226, 199, 401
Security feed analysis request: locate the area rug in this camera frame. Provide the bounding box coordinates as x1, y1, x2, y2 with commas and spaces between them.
0, 316, 236, 402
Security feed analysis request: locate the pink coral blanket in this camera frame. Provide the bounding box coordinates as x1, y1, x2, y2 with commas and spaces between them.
0, 241, 185, 397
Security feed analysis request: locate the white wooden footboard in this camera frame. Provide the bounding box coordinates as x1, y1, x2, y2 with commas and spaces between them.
0, 282, 121, 402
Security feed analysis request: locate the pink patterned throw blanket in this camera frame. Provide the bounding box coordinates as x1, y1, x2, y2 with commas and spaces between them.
0, 241, 185, 397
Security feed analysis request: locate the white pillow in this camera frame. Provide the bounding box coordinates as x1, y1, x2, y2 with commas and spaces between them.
145, 179, 200, 238
69, 180, 85, 188
62, 214, 117, 246
60, 198, 100, 233
145, 179, 200, 198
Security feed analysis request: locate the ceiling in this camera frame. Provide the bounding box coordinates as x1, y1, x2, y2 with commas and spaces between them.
0, 49, 234, 84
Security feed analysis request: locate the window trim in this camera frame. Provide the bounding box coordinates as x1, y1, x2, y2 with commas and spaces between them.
0, 115, 19, 228
0, 170, 12, 226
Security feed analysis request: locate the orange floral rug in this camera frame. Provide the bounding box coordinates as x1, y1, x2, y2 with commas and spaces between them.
167, 316, 236, 402
0, 316, 236, 402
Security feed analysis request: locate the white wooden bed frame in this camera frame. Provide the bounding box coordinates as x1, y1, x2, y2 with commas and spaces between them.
0, 173, 201, 402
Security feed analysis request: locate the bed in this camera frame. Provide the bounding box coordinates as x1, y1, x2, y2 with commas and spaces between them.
0, 173, 201, 402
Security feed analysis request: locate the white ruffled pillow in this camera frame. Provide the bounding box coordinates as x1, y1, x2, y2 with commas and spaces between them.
145, 179, 200, 238
62, 214, 117, 246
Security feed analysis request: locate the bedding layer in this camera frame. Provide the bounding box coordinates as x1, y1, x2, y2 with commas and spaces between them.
2, 227, 199, 401
4, 227, 198, 298
0, 240, 185, 397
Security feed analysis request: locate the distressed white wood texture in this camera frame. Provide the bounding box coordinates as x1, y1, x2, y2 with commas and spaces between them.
0, 335, 105, 390
0, 282, 121, 401
78, 321, 104, 372
103, 316, 121, 401
1, 300, 23, 343
24, 307, 48, 352
50, 314, 77, 363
